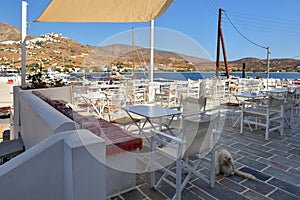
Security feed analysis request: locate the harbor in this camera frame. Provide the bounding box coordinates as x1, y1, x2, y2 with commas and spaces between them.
0, 74, 299, 199
1, 0, 300, 199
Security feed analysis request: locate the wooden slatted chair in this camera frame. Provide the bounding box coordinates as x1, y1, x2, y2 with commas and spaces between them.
241, 95, 284, 140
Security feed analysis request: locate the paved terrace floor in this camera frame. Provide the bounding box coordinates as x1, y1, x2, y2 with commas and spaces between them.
109, 107, 300, 200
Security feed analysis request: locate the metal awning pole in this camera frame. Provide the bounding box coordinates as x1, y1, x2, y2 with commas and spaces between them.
21, 1, 28, 88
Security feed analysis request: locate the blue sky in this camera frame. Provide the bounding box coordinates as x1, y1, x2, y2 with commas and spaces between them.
1, 0, 300, 61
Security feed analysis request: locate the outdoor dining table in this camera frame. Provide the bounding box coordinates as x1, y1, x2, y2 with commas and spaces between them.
261, 89, 287, 97
287, 85, 300, 92
122, 104, 182, 141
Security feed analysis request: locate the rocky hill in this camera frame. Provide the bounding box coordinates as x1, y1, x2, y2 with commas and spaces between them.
0, 23, 21, 42
228, 57, 300, 72
0, 22, 299, 72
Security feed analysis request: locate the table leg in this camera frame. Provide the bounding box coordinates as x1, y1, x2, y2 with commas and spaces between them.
232, 115, 241, 128
240, 102, 244, 134
162, 115, 177, 136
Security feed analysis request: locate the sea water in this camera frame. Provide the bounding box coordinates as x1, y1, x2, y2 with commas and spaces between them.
128, 72, 300, 81
76, 72, 300, 81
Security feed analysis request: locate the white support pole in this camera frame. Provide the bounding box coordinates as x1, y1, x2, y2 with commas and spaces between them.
150, 20, 154, 83
148, 20, 155, 102
266, 47, 270, 89
21, 1, 28, 88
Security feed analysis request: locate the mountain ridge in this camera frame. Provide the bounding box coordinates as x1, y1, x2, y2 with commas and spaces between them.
0, 22, 299, 72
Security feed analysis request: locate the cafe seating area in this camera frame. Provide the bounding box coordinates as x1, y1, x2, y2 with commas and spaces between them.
3, 77, 300, 200
68, 78, 300, 199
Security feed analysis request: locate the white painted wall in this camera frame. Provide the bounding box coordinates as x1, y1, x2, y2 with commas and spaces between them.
106, 152, 136, 197
34, 86, 74, 104
0, 130, 106, 200
11, 86, 138, 198
13, 86, 22, 140
18, 91, 78, 149
64, 130, 106, 200
13, 86, 75, 141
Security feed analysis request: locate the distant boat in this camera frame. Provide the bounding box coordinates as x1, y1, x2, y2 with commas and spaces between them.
67, 76, 84, 86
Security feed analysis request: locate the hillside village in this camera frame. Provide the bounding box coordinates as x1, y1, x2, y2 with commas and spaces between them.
0, 22, 300, 75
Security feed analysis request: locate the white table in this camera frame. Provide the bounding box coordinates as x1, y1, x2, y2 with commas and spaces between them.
234, 93, 267, 99
122, 105, 181, 139
287, 85, 300, 92
261, 89, 287, 97
261, 89, 286, 93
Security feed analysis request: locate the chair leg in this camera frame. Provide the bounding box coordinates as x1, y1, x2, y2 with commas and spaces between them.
174, 158, 182, 200
291, 108, 294, 129
265, 118, 270, 141
149, 139, 169, 190
179, 159, 193, 192
210, 147, 216, 188
150, 139, 156, 189
240, 103, 244, 134
255, 117, 258, 130
149, 139, 168, 190
285, 110, 292, 129
280, 105, 284, 135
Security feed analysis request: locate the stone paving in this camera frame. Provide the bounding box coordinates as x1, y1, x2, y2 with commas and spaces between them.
108, 108, 300, 200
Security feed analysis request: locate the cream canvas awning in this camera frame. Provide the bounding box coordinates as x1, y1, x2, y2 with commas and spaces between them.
36, 0, 173, 22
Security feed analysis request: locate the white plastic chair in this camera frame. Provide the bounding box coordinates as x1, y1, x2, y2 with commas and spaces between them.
284, 90, 297, 128
150, 112, 221, 200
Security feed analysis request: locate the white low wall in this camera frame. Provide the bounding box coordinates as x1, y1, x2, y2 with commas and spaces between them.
13, 86, 22, 140
18, 91, 78, 149
13, 86, 75, 143
34, 86, 74, 104
0, 130, 106, 200
106, 152, 137, 197
12, 86, 138, 198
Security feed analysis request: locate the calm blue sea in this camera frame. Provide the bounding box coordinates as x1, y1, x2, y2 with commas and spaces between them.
129, 72, 300, 81
77, 72, 300, 81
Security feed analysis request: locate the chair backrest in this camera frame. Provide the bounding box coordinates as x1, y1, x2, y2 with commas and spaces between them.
168, 82, 178, 104
187, 79, 200, 97
169, 82, 177, 90
182, 95, 206, 116
125, 81, 134, 102
269, 95, 285, 111
182, 113, 220, 158
285, 90, 296, 110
